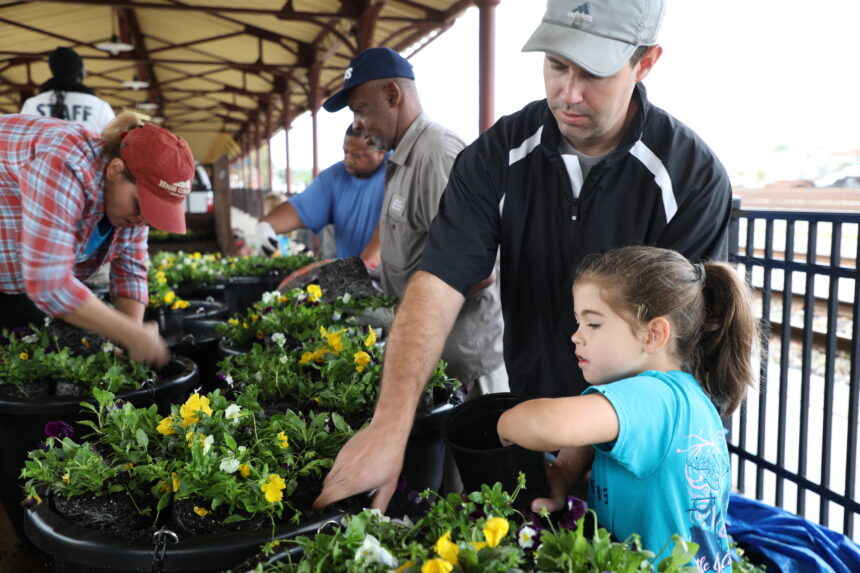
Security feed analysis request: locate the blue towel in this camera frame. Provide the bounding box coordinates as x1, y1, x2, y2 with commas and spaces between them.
726, 493, 860, 573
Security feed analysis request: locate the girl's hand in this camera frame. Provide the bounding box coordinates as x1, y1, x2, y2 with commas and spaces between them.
530, 462, 568, 513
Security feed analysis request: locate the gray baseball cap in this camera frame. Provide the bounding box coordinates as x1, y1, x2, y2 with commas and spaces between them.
523, 0, 665, 77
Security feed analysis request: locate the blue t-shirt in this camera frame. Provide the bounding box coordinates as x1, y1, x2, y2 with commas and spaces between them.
288, 156, 388, 258
583, 370, 732, 571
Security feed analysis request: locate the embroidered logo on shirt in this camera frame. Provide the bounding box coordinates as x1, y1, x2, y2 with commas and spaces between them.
344, 67, 353, 80
390, 194, 405, 216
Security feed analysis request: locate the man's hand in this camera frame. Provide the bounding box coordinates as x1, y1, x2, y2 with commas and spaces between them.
126, 321, 171, 368
255, 221, 279, 257
313, 421, 407, 512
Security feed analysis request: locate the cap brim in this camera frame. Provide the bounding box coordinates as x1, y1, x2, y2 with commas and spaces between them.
138, 183, 187, 234
322, 88, 350, 113
522, 22, 636, 78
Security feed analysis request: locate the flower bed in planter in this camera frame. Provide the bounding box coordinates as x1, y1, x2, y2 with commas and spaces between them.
150, 251, 317, 315
21, 389, 363, 572
217, 319, 460, 499
235, 476, 761, 573
0, 320, 199, 543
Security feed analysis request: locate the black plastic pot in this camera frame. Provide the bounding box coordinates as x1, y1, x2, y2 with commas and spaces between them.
0, 357, 199, 544
23, 494, 353, 573
169, 320, 226, 393
181, 299, 230, 323
145, 306, 185, 346
175, 282, 226, 302
403, 401, 455, 497
221, 275, 286, 315
442, 393, 548, 511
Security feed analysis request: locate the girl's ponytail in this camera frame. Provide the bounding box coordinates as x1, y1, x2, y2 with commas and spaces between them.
697, 262, 759, 415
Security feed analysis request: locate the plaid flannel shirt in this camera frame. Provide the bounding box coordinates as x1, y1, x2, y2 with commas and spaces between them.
0, 115, 149, 316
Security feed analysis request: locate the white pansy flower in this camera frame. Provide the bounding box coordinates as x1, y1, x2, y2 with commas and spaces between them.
340, 293, 352, 304
176, 264, 184, 270
353, 534, 397, 568
202, 434, 214, 454
254, 372, 262, 382
271, 332, 286, 347
43, 316, 52, 327
518, 525, 538, 549
224, 374, 234, 387
366, 508, 390, 522
22, 334, 39, 344
279, 355, 288, 364
219, 456, 239, 473
101, 341, 115, 353
332, 311, 342, 321
224, 404, 242, 424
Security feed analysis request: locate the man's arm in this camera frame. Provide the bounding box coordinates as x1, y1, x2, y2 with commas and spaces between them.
359, 225, 381, 267
261, 201, 306, 235
59, 295, 170, 367
314, 270, 464, 511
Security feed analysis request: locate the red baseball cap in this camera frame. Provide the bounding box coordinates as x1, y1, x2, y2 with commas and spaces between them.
119, 124, 195, 234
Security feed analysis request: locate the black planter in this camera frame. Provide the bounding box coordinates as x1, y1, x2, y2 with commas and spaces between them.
0, 357, 199, 544
169, 320, 226, 393
181, 299, 230, 323
217, 337, 248, 360
23, 491, 363, 573
221, 275, 285, 316
442, 393, 548, 512
402, 401, 455, 497
145, 306, 184, 346
175, 283, 226, 302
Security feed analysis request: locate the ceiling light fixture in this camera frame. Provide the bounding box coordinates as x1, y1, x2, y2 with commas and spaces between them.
123, 78, 150, 90
95, 9, 134, 55
136, 102, 159, 110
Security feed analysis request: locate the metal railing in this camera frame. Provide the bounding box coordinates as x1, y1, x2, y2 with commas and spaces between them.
728, 202, 860, 539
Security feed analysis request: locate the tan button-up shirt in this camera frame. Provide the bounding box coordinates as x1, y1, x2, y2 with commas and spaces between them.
380, 113, 504, 382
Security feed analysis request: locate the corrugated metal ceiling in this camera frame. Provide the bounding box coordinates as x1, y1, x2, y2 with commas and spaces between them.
0, 0, 472, 164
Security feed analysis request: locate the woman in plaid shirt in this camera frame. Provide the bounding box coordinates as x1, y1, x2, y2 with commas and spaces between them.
0, 111, 195, 367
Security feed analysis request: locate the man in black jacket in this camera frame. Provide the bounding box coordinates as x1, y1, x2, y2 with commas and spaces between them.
315, 0, 733, 513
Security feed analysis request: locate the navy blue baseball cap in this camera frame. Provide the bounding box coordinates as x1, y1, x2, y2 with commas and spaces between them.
322, 47, 415, 112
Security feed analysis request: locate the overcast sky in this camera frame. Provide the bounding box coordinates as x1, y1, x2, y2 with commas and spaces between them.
272, 0, 860, 187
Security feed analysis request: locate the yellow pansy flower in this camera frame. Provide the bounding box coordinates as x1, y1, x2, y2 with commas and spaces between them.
261, 474, 286, 503
483, 517, 509, 548
251, 314, 259, 322
62, 473, 70, 483
171, 472, 180, 492
277, 431, 289, 449
19, 352, 28, 360
80, 337, 90, 348
354, 351, 371, 373
277, 295, 287, 303
171, 299, 189, 310
364, 326, 377, 347
306, 284, 322, 302
469, 541, 488, 552
421, 559, 454, 573
124, 462, 134, 470
193, 506, 208, 517
325, 329, 344, 354
228, 318, 240, 326
238, 464, 251, 477
299, 352, 315, 365
156, 416, 175, 435
394, 561, 414, 573
164, 291, 176, 304
180, 393, 213, 426
193, 252, 202, 259
433, 531, 459, 564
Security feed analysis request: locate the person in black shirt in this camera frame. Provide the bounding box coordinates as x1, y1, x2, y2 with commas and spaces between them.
314, 0, 733, 513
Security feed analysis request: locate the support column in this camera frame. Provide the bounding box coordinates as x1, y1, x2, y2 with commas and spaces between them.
476, 0, 500, 133
281, 89, 293, 194
265, 101, 273, 191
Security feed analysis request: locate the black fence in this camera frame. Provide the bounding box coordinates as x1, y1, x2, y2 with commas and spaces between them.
728, 202, 860, 540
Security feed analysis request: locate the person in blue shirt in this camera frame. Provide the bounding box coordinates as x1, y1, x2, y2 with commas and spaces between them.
255, 125, 387, 263
497, 245, 759, 570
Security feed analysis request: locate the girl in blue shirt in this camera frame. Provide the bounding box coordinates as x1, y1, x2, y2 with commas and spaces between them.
498, 245, 758, 570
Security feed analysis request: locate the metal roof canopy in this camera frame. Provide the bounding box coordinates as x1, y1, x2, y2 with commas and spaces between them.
0, 0, 486, 165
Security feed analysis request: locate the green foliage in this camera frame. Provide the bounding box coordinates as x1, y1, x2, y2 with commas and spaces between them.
0, 322, 155, 393
149, 251, 315, 288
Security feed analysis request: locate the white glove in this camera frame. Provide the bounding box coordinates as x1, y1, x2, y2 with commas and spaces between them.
255, 221, 280, 257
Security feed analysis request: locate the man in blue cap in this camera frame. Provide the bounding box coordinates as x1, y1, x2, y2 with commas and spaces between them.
322, 45, 508, 486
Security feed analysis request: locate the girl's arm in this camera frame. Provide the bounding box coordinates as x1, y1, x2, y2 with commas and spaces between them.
497, 394, 620, 451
